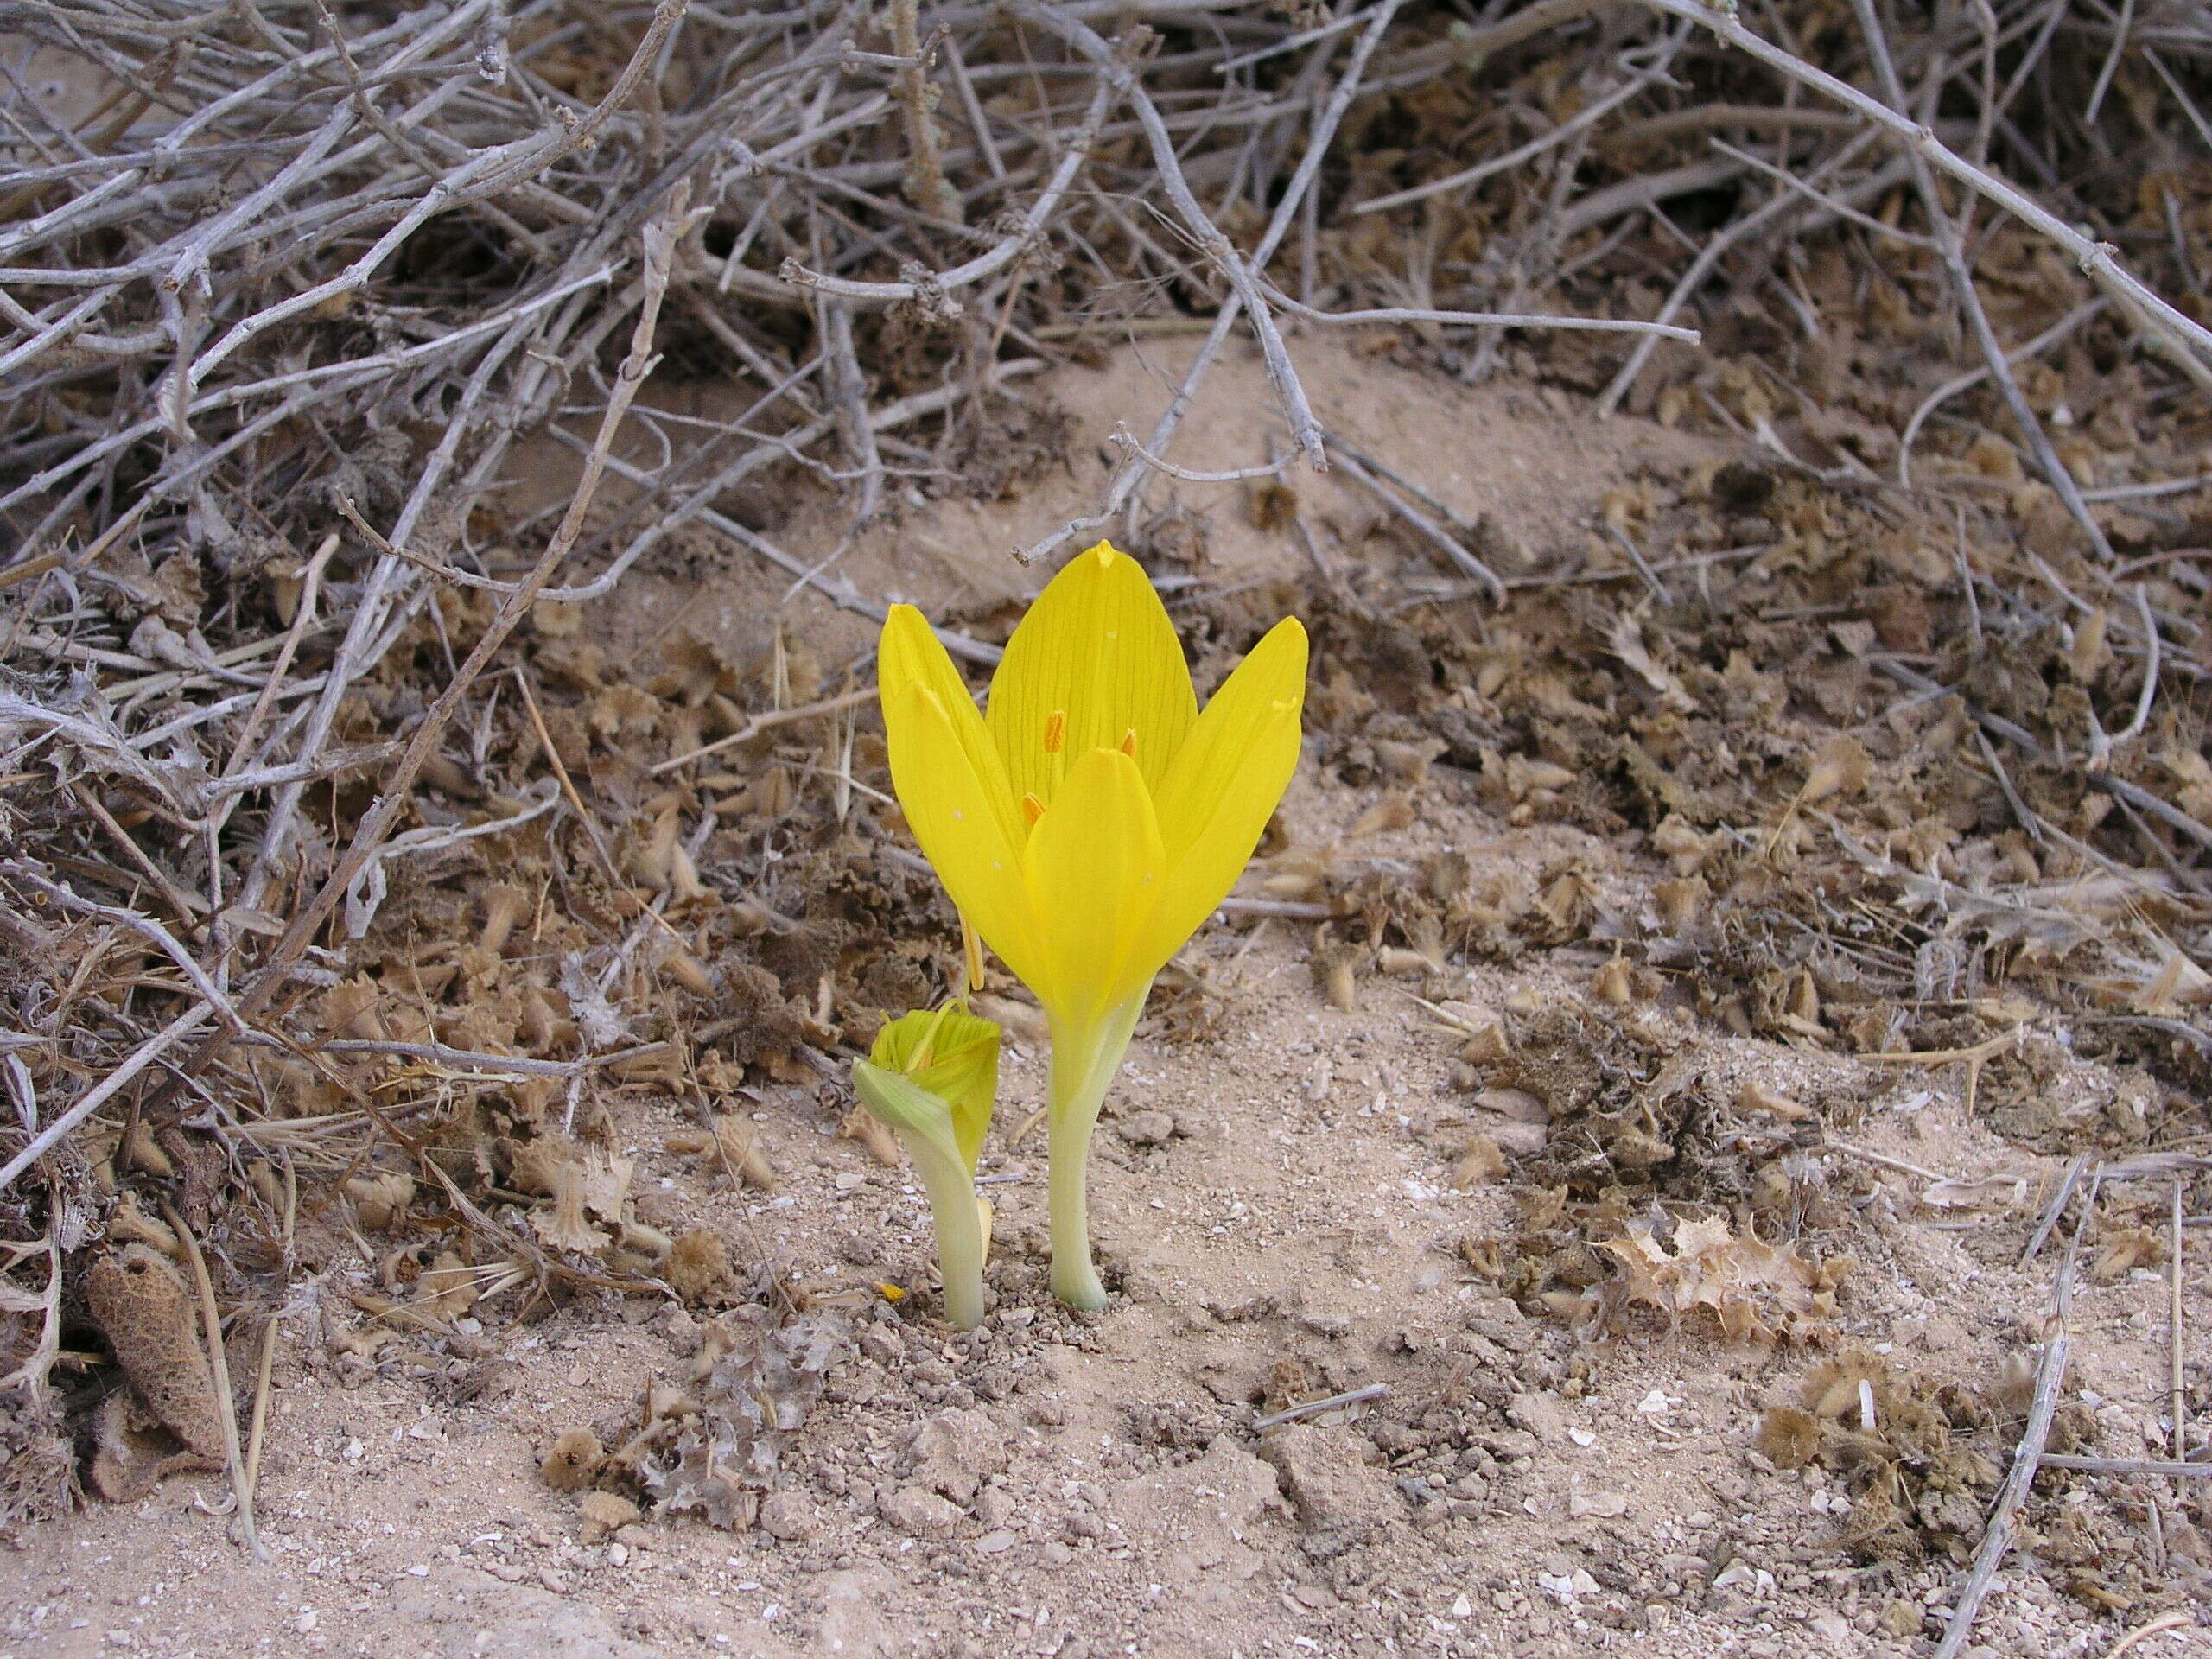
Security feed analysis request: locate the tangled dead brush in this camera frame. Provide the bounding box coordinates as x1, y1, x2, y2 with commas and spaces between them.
1, 0, 2209, 1534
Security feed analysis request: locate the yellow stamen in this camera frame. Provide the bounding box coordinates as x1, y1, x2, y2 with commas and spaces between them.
1118, 728, 1137, 758
1021, 792, 1046, 828
961, 915, 985, 993
910, 998, 958, 1071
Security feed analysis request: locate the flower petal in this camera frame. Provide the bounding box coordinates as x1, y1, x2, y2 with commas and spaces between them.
851, 1060, 966, 1175
1141, 615, 1307, 962
1021, 747, 1166, 1027
878, 606, 1046, 992
987, 541, 1196, 805
870, 1004, 1002, 1172
880, 605, 1027, 847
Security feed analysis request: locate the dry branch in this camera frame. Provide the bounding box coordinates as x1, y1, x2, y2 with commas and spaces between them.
0, 1006, 213, 1193
1640, 0, 2212, 377
1933, 1167, 2087, 1658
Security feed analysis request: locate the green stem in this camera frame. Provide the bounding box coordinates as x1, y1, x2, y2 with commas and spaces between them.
909, 1142, 988, 1329
853, 1059, 992, 1331
1044, 988, 1148, 1312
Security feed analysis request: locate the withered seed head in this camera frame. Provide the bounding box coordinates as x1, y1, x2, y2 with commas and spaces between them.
1311, 935, 1363, 1013
540, 1428, 605, 1492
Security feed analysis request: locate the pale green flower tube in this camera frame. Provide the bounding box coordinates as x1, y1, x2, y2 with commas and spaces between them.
851, 1005, 1001, 1329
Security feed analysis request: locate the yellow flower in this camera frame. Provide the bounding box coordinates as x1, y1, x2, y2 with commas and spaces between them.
877, 540, 1305, 1307
878, 540, 1306, 1027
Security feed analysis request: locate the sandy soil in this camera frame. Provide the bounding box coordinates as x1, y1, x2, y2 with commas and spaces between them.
7, 339, 2208, 1659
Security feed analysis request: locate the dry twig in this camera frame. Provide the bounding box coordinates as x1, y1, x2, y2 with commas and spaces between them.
1932, 1176, 2084, 1658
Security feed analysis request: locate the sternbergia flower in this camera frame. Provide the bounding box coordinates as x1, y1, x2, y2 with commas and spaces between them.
851, 1003, 1001, 1329
877, 541, 1306, 1309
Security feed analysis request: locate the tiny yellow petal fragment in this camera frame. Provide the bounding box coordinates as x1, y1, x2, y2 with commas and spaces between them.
877, 1282, 906, 1302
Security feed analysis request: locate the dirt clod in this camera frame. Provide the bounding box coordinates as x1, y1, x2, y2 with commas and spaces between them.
902, 1407, 1007, 1505
1259, 1424, 1395, 1534
880, 1485, 963, 1539
578, 1491, 639, 1542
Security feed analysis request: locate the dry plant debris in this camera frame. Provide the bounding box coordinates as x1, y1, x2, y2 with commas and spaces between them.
1757, 1348, 2100, 1570
79, 1243, 226, 1500
636, 1311, 849, 1531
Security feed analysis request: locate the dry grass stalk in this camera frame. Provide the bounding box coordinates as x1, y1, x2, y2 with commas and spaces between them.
1929, 1158, 2090, 1656
157, 1201, 264, 1560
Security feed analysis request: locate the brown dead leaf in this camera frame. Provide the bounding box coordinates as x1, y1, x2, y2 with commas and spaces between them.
1595, 1214, 1842, 1344
1608, 610, 1694, 713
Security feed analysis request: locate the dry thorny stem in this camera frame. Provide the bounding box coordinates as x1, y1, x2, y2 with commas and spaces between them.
0, 0, 2209, 1546
1931, 1157, 2085, 1656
